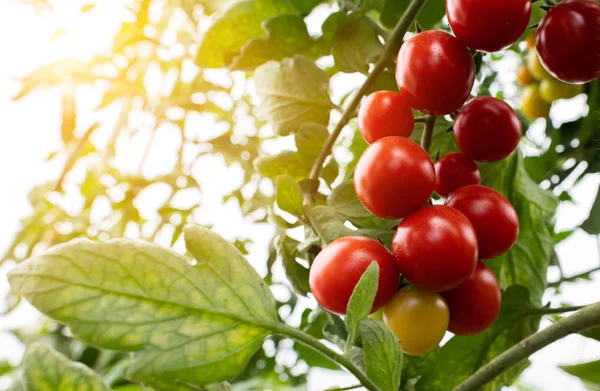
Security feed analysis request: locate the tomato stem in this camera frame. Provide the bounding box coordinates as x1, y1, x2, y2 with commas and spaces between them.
547, 265, 600, 287
420, 115, 437, 153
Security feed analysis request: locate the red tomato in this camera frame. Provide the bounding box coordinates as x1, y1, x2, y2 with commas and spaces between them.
454, 97, 522, 162
536, 0, 600, 83
441, 261, 501, 336
434, 152, 481, 198
445, 185, 519, 259
354, 137, 435, 219
358, 91, 415, 144
395, 31, 475, 116
309, 236, 400, 315
447, 0, 532, 52
392, 205, 478, 291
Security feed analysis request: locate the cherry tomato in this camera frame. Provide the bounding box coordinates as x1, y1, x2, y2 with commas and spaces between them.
309, 236, 399, 315
447, 0, 532, 52
441, 262, 501, 336
526, 50, 551, 80
526, 32, 536, 49
445, 185, 519, 259
517, 64, 533, 86
434, 152, 481, 198
358, 91, 415, 144
539, 78, 585, 103
454, 97, 522, 162
395, 31, 475, 115
536, 0, 600, 83
521, 85, 551, 120
354, 137, 435, 219
392, 205, 478, 291
383, 285, 449, 356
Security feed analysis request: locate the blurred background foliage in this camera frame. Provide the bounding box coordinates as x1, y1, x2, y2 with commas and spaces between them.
0, 0, 599, 390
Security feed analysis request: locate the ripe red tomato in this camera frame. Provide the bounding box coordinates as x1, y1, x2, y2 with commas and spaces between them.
445, 185, 519, 259
309, 236, 399, 315
447, 0, 532, 52
454, 97, 522, 162
434, 152, 481, 198
358, 91, 415, 144
395, 31, 475, 116
441, 262, 501, 336
354, 137, 435, 219
392, 205, 478, 291
536, 0, 600, 83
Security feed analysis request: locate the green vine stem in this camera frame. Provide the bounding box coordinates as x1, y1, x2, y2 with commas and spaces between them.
548, 266, 600, 287
304, 0, 431, 206
453, 302, 600, 391
420, 115, 437, 153
271, 323, 383, 391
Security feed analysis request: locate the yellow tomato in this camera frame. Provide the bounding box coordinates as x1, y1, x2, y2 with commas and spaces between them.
539, 78, 585, 102
526, 32, 536, 49
526, 50, 551, 80
383, 285, 449, 356
522, 85, 551, 120
517, 64, 533, 86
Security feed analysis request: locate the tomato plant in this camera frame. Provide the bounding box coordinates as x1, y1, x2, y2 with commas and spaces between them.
358, 91, 414, 143
434, 152, 481, 197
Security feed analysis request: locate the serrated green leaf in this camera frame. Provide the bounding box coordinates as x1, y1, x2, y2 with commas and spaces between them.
277, 235, 311, 295
581, 184, 600, 235
13, 343, 110, 391
360, 319, 403, 391
254, 56, 333, 135
332, 13, 383, 74
480, 152, 559, 303
380, 0, 445, 30
196, 0, 297, 68
306, 205, 356, 244
345, 262, 380, 352
309, 11, 345, 57
8, 226, 278, 386
275, 175, 304, 216
561, 360, 600, 390
415, 285, 541, 391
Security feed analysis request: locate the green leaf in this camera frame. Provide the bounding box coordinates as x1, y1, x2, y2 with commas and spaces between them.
410, 118, 458, 160
345, 263, 380, 352
13, 343, 110, 391
414, 285, 541, 391
291, 0, 323, 13
276, 235, 311, 296
196, 0, 297, 68
306, 205, 356, 244
294, 343, 340, 370
310, 11, 345, 57
480, 152, 559, 303
581, 184, 600, 235
254, 56, 333, 135
8, 225, 278, 386
380, 0, 445, 30
332, 13, 384, 74
561, 359, 600, 390
275, 175, 304, 216
0, 360, 14, 377
360, 319, 403, 391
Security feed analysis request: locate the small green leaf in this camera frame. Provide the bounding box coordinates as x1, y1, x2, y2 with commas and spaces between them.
332, 13, 384, 74
345, 263, 380, 352
277, 235, 311, 296
0, 361, 14, 377
309, 11, 346, 57
581, 184, 600, 235
254, 56, 333, 135
8, 226, 279, 386
380, 0, 445, 30
196, 0, 297, 68
13, 343, 110, 391
306, 205, 356, 244
561, 359, 600, 389
360, 319, 403, 391
275, 175, 304, 216
291, 0, 323, 13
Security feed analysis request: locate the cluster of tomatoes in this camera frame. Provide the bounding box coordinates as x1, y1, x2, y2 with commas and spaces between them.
309, 0, 599, 355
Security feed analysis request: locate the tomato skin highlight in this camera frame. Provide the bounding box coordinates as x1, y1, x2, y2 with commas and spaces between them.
441, 261, 501, 336
354, 136, 435, 219
454, 97, 522, 163
392, 205, 478, 292
358, 91, 415, 144
445, 185, 519, 259
309, 236, 400, 315
434, 152, 481, 198
395, 30, 475, 116
536, 0, 600, 84
383, 285, 449, 356
447, 0, 532, 52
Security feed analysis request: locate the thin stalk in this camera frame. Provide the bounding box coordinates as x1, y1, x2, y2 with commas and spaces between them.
420, 115, 436, 152
548, 266, 600, 287
537, 305, 587, 315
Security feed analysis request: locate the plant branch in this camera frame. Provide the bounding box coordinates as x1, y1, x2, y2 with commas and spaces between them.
420, 115, 436, 153
304, 0, 430, 204
537, 305, 587, 315
453, 302, 600, 391
325, 385, 362, 391
272, 323, 382, 391
548, 266, 600, 287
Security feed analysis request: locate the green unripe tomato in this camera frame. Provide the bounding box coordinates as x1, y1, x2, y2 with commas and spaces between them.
539, 79, 584, 103
526, 50, 551, 80
522, 85, 551, 120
